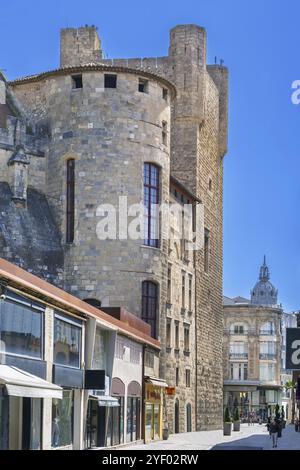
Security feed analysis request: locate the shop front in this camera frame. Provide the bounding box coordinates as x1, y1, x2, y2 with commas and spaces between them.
0, 286, 63, 450
224, 385, 282, 422
51, 311, 85, 449
0, 365, 62, 450
144, 377, 167, 442
86, 376, 124, 448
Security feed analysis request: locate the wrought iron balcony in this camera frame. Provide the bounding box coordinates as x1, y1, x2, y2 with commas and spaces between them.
229, 353, 248, 359
259, 353, 276, 360
259, 330, 276, 336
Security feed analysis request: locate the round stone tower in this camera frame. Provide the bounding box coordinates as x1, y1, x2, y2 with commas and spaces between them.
45, 66, 174, 317
10, 64, 175, 327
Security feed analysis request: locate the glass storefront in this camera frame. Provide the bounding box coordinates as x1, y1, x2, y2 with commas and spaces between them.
0, 395, 8, 450
54, 315, 81, 368
106, 397, 124, 447
126, 397, 140, 442
144, 383, 163, 442
52, 390, 74, 448
145, 403, 153, 442
28, 398, 42, 450
0, 293, 43, 359
224, 390, 281, 423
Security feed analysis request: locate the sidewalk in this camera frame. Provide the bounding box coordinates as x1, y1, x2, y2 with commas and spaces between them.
121, 424, 300, 450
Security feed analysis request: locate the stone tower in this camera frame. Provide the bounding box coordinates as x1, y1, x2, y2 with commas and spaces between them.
60, 26, 103, 67
8, 23, 228, 432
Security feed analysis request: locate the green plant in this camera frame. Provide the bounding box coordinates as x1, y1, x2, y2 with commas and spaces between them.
233, 408, 240, 422
224, 406, 231, 423
285, 380, 297, 423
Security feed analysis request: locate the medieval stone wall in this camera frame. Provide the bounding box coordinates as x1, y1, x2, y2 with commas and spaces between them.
7, 23, 228, 432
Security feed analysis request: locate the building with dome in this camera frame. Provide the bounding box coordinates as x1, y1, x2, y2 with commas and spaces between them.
223, 257, 282, 421
251, 256, 278, 306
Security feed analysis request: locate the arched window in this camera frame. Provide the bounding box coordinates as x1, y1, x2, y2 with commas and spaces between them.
144, 163, 160, 247
66, 159, 75, 243
83, 298, 102, 309
142, 281, 158, 338
127, 381, 141, 442
107, 378, 125, 447
186, 403, 192, 432
260, 322, 275, 336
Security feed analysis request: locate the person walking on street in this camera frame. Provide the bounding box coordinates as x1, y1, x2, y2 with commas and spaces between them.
270, 419, 279, 448
266, 417, 271, 438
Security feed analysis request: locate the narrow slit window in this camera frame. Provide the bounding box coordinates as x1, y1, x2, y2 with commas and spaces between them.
186, 369, 191, 388
66, 159, 75, 243
167, 264, 172, 303
162, 88, 168, 100
181, 272, 185, 309
71, 75, 83, 89
104, 74, 117, 89
204, 228, 210, 273
188, 276, 192, 311
175, 322, 179, 349
162, 121, 167, 146
166, 319, 171, 349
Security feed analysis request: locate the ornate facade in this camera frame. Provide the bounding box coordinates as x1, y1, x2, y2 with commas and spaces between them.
223, 258, 282, 421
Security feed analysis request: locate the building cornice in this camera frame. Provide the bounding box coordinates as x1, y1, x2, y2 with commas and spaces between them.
8, 63, 176, 98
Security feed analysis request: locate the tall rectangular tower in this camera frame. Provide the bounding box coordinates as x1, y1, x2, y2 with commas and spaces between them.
167, 24, 228, 430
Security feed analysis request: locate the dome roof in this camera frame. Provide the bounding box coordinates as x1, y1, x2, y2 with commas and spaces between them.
250, 256, 278, 306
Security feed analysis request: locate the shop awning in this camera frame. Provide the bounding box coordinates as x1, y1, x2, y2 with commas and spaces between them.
0, 365, 63, 399
89, 393, 120, 407
145, 377, 168, 388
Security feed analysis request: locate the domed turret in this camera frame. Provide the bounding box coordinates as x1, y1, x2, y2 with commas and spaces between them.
250, 256, 278, 306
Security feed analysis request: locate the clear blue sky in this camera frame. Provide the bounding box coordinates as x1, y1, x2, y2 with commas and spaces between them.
1, 0, 299, 311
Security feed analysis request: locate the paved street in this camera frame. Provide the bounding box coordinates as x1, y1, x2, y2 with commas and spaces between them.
123, 424, 300, 450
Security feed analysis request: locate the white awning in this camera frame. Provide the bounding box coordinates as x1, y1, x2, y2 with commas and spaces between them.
89, 393, 120, 407
0, 365, 63, 399
145, 377, 168, 388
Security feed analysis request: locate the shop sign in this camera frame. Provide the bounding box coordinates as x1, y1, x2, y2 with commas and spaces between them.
286, 328, 300, 370
166, 387, 176, 396
146, 386, 161, 401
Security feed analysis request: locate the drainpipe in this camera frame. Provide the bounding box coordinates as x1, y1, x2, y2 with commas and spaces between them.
141, 345, 146, 442
193, 222, 198, 431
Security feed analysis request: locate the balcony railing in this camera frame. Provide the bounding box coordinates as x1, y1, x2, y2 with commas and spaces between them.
224, 329, 255, 336
259, 353, 276, 360
229, 353, 248, 359
259, 330, 276, 336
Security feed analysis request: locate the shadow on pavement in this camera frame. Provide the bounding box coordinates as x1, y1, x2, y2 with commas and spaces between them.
211, 434, 267, 451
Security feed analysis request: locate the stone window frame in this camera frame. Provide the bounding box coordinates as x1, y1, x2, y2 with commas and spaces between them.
141, 280, 159, 339
143, 162, 160, 248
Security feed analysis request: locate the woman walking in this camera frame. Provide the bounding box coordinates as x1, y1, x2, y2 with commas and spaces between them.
270, 419, 279, 448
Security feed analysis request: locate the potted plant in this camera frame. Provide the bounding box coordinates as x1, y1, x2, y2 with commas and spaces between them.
223, 406, 232, 436
233, 407, 241, 432
162, 421, 169, 440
